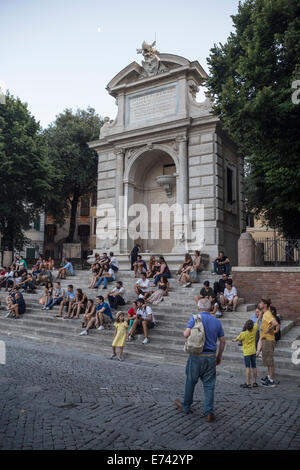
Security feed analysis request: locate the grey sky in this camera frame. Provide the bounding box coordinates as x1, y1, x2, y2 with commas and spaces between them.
1, 0, 240, 128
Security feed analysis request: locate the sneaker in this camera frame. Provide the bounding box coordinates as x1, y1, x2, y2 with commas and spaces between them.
98, 325, 105, 331
41, 307, 46, 310
262, 377, 276, 388
186, 282, 192, 287
79, 330, 88, 336
128, 335, 134, 341
45, 307, 50, 310
142, 337, 149, 344
261, 376, 268, 384
5, 312, 11, 318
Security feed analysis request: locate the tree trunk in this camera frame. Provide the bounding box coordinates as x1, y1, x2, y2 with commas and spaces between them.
66, 191, 80, 243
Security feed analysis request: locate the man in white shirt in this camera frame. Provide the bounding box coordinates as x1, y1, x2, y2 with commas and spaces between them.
95, 266, 115, 289
134, 272, 153, 300
220, 279, 238, 312
128, 299, 155, 344
105, 281, 127, 309
44, 282, 66, 310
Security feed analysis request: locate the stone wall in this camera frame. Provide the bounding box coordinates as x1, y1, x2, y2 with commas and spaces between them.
232, 267, 300, 324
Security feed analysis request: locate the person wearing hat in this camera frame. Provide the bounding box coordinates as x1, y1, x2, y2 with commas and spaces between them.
111, 311, 128, 361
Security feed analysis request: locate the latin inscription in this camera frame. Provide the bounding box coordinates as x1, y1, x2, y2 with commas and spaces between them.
127, 86, 177, 125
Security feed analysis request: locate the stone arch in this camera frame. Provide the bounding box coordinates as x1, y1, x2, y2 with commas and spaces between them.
124, 143, 179, 183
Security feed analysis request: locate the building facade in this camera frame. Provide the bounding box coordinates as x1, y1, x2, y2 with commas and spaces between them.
44, 193, 97, 261
89, 42, 245, 267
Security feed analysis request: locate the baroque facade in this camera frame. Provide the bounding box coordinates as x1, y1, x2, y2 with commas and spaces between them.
89, 42, 245, 267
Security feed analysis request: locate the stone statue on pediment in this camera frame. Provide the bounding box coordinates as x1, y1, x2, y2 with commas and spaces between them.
137, 40, 168, 78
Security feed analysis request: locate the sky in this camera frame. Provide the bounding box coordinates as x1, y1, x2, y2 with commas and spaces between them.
1, 0, 240, 129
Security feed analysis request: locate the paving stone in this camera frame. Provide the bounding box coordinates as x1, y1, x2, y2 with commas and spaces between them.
0, 336, 299, 450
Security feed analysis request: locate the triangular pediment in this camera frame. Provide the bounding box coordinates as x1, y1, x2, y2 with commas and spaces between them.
106, 53, 208, 96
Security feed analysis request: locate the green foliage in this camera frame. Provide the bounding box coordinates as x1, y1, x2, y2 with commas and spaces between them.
206, 0, 300, 237
45, 107, 102, 242
0, 93, 55, 251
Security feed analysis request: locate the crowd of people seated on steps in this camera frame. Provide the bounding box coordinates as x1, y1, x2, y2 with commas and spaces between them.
0, 249, 281, 370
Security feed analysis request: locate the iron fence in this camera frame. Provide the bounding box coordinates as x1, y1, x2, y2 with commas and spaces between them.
255, 238, 300, 266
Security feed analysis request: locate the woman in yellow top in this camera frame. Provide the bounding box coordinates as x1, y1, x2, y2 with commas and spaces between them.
111, 312, 128, 361
232, 311, 262, 388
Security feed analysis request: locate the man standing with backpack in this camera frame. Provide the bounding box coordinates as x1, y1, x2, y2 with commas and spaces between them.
175, 298, 226, 422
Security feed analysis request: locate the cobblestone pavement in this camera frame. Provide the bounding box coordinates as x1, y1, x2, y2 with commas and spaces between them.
0, 336, 299, 451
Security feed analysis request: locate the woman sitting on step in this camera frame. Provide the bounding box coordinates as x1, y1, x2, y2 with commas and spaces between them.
82, 299, 97, 329
39, 281, 53, 307
146, 256, 160, 278
153, 257, 171, 286
176, 253, 193, 276
70, 288, 87, 319
178, 250, 202, 288
146, 276, 169, 305
89, 263, 101, 289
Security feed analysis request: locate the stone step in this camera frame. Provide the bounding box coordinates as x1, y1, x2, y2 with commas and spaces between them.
0, 317, 296, 359
0, 305, 260, 330
0, 324, 299, 381
0, 312, 269, 338
0, 311, 294, 350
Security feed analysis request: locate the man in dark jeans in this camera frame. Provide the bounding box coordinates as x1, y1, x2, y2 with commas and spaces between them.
213, 273, 230, 297
175, 298, 226, 421
212, 251, 230, 275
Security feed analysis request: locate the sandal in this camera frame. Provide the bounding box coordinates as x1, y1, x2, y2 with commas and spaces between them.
110, 354, 116, 360
253, 383, 259, 388
240, 383, 251, 389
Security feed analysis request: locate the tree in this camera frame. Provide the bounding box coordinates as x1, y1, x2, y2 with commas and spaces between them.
206, 0, 300, 237
45, 108, 102, 243
0, 93, 55, 255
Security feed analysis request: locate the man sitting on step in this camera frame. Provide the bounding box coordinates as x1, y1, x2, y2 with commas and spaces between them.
80, 295, 113, 335
6, 292, 26, 318
194, 281, 214, 305
56, 285, 76, 318
213, 273, 230, 298
105, 281, 127, 310
128, 298, 155, 344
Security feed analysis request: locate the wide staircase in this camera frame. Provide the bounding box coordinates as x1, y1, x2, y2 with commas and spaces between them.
1, 269, 300, 382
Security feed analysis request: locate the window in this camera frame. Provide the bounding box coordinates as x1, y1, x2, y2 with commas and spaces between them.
93, 218, 97, 236
78, 225, 90, 244
45, 224, 57, 243
26, 248, 36, 259
227, 167, 233, 204
91, 192, 97, 207
33, 215, 41, 231
80, 197, 90, 216
246, 213, 255, 228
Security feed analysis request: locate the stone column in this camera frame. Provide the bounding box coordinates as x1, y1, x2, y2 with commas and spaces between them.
238, 232, 255, 266
114, 148, 124, 252
173, 136, 189, 253
178, 136, 188, 209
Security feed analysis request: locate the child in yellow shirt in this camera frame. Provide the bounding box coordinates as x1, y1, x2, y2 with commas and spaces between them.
111, 311, 128, 361
232, 311, 262, 388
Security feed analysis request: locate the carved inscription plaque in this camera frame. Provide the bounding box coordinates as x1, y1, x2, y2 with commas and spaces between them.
126, 85, 177, 126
